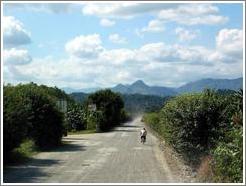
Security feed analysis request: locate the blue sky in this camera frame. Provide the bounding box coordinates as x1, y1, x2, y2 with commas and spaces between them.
2, 2, 244, 89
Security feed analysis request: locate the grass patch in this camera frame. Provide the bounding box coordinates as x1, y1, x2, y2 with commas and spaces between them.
7, 139, 39, 165
68, 129, 96, 135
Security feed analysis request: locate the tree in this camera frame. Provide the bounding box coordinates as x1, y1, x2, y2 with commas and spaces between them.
3, 83, 67, 152
3, 85, 32, 162
87, 89, 125, 131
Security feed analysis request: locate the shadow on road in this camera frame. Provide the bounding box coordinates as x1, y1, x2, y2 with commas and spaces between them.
4, 143, 87, 183
45, 143, 86, 153
4, 159, 61, 183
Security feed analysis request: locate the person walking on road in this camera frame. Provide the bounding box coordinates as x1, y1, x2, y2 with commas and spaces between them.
140, 127, 147, 144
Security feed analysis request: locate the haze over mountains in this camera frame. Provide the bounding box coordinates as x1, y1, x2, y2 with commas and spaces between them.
62, 77, 243, 96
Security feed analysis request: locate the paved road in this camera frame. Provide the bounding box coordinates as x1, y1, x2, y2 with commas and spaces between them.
4, 116, 184, 183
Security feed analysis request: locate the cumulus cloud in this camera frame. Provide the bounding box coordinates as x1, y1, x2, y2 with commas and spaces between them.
158, 4, 228, 25
82, 3, 228, 26
209, 29, 243, 63
216, 29, 243, 55
65, 34, 104, 58
3, 48, 32, 65
4, 27, 243, 89
135, 43, 211, 65
82, 3, 181, 19
140, 19, 165, 33
100, 18, 115, 27
3, 16, 31, 47
109, 34, 127, 44
175, 27, 199, 42
99, 49, 135, 66
5, 3, 74, 14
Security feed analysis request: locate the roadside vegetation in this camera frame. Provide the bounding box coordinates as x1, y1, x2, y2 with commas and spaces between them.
3, 84, 127, 165
142, 89, 243, 183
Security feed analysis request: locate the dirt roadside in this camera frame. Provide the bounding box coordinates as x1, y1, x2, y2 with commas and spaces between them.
143, 120, 198, 183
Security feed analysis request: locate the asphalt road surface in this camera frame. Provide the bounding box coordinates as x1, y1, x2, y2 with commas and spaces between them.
4, 116, 187, 183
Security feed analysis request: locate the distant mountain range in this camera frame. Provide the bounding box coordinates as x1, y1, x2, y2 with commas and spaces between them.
63, 77, 243, 96
176, 77, 243, 94
69, 77, 243, 114
111, 77, 243, 96
111, 80, 176, 97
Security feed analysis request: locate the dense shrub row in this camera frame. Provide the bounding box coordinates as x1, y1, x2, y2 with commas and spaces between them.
143, 89, 243, 182
3, 83, 69, 163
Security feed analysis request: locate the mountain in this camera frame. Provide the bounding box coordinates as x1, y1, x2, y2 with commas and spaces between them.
61, 87, 101, 94
112, 80, 176, 97
112, 83, 130, 94
176, 77, 243, 93
65, 77, 243, 96
69, 77, 242, 114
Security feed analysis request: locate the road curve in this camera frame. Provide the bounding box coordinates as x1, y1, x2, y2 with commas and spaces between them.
4, 116, 184, 183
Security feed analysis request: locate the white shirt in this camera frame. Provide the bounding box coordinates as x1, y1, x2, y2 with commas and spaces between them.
140, 129, 147, 136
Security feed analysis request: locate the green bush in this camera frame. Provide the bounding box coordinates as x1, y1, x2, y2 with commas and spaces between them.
142, 89, 243, 182
211, 90, 243, 183
142, 112, 160, 132
212, 127, 243, 182
3, 85, 32, 163
159, 90, 230, 163
120, 109, 131, 122
4, 83, 66, 153
66, 104, 87, 131
87, 89, 125, 131
22, 85, 65, 149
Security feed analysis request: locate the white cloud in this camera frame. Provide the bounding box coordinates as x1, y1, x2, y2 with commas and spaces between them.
209, 28, 243, 63
5, 3, 74, 14
65, 34, 104, 58
99, 48, 135, 65
175, 27, 198, 42
3, 16, 31, 47
82, 3, 181, 19
3, 48, 32, 65
4, 27, 243, 89
141, 19, 165, 33
158, 4, 228, 25
109, 34, 127, 44
175, 3, 219, 16
135, 42, 211, 65
216, 28, 243, 55
100, 18, 115, 27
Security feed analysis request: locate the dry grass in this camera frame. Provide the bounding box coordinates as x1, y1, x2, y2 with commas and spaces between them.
196, 155, 214, 182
